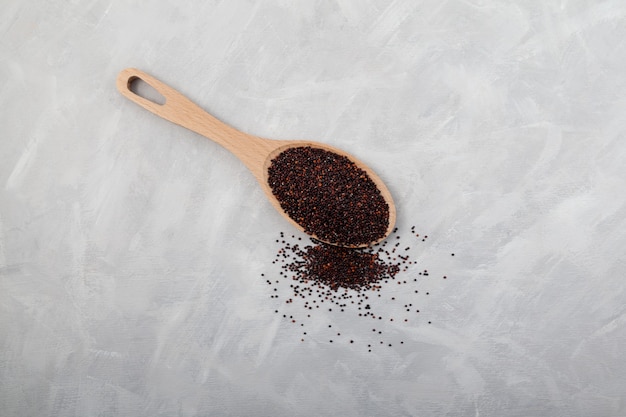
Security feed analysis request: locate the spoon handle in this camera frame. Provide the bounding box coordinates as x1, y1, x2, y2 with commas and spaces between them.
116, 68, 273, 168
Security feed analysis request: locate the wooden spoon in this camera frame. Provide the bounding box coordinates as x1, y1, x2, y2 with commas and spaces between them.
116, 68, 396, 247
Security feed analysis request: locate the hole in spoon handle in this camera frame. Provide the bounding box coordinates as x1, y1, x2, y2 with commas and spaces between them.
128, 77, 166, 105
116, 68, 199, 128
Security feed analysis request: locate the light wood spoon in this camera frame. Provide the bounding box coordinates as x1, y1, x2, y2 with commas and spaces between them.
116, 68, 396, 247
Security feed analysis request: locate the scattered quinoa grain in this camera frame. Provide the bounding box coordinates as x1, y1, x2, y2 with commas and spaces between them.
266, 226, 454, 348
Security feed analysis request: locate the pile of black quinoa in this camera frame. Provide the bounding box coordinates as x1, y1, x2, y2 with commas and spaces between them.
264, 227, 452, 350
267, 146, 389, 247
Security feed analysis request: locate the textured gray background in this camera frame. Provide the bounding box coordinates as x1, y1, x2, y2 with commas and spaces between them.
2, 1, 626, 416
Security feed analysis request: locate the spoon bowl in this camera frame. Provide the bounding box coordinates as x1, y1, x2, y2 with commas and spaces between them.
116, 68, 396, 247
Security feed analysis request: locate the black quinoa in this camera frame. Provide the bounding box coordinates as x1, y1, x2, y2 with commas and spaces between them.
284, 241, 400, 292
265, 222, 455, 349
267, 146, 389, 246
